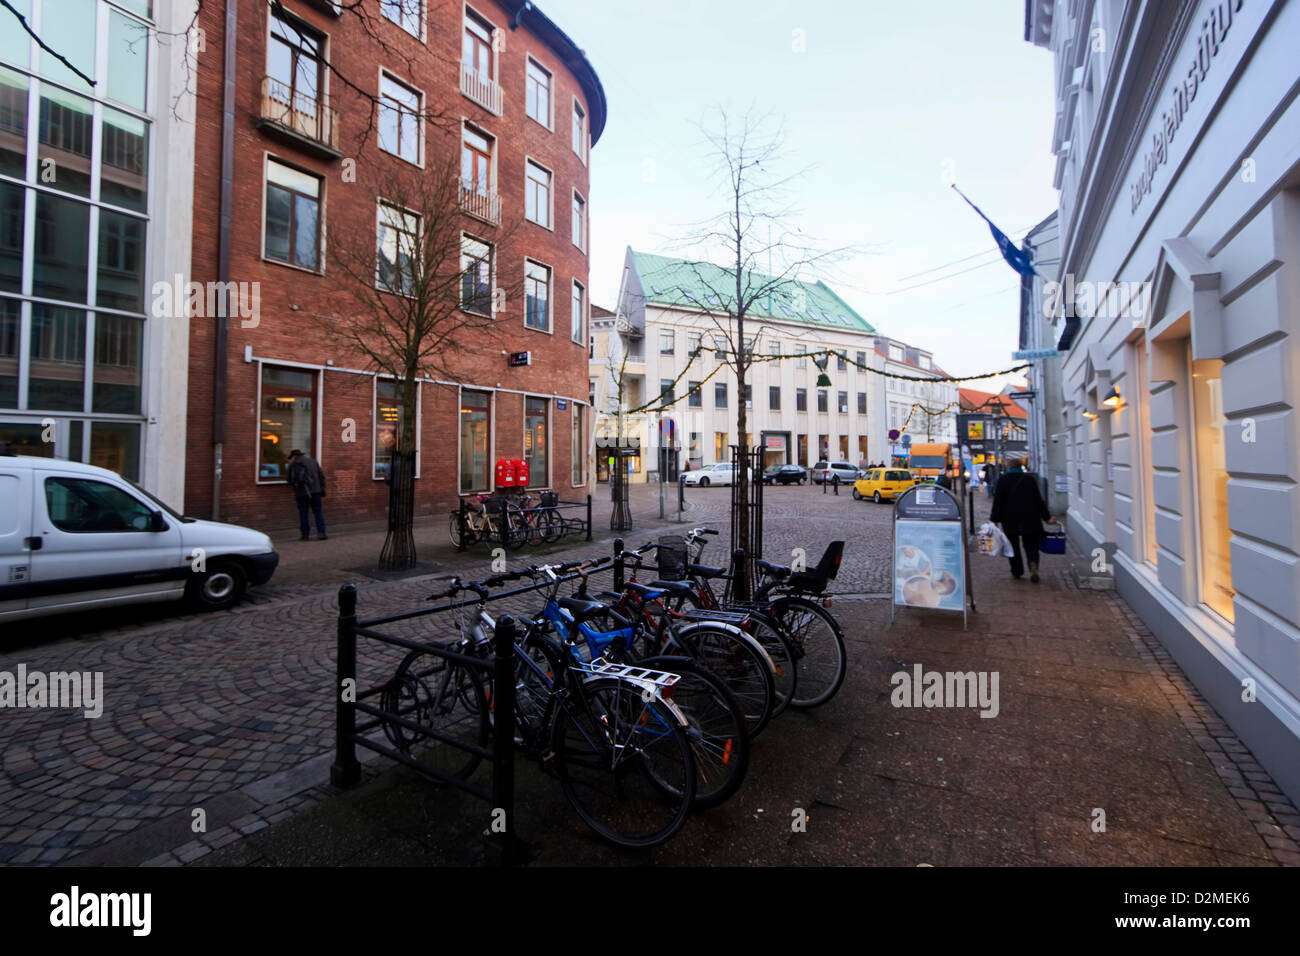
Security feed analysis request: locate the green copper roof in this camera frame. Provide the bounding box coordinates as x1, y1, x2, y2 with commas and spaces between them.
630, 251, 874, 333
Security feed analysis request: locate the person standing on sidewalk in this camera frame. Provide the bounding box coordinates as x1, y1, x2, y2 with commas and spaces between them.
287, 449, 328, 541
990, 457, 1054, 581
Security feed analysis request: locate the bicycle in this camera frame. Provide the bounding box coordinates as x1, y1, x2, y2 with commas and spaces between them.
403, 568, 697, 848
669, 528, 849, 709
448, 494, 529, 550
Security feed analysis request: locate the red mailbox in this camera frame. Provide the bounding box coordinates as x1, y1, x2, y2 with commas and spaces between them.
512, 459, 530, 487
495, 458, 516, 488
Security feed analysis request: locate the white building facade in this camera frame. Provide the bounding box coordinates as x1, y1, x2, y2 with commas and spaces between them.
593, 249, 885, 479
875, 337, 960, 462
1028, 0, 1300, 803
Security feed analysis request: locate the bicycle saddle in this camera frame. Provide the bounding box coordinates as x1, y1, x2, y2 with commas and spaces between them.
625, 580, 668, 599
687, 563, 727, 579
558, 596, 623, 626
756, 559, 791, 580
648, 580, 694, 596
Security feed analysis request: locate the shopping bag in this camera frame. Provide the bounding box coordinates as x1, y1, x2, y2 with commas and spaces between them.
1041, 521, 1067, 555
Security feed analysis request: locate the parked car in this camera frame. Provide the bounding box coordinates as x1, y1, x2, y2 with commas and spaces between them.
761, 464, 807, 485
853, 468, 922, 502
0, 454, 280, 622
682, 462, 745, 487
812, 460, 862, 485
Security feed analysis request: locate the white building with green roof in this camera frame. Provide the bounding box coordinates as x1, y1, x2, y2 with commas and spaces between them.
590, 247, 889, 479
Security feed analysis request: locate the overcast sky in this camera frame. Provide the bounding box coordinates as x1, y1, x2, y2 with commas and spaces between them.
542, 0, 1059, 385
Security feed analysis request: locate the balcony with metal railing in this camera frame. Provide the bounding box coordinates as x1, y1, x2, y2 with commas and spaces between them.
460, 62, 502, 115
256, 76, 341, 159
458, 180, 501, 226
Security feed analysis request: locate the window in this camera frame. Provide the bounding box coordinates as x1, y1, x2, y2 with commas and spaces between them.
714, 334, 729, 361
744, 384, 752, 408
461, 125, 494, 195
1190, 355, 1232, 621
97, 210, 145, 311
1136, 339, 1157, 565
379, 73, 422, 164
856, 351, 866, 369
921, 356, 931, 369
44, 476, 153, 533
259, 366, 315, 481
268, 9, 323, 120
381, 0, 421, 36
525, 160, 551, 227
463, 9, 494, 81
769, 386, 780, 411
797, 434, 808, 466
838, 391, 848, 414
889, 345, 903, 361
857, 392, 867, 414
858, 436, 868, 463
571, 280, 585, 343
571, 403, 584, 485
659, 378, 674, 406
264, 160, 321, 270
571, 192, 586, 250
839, 436, 849, 459
572, 100, 586, 161
93, 314, 142, 413
460, 389, 491, 492
526, 58, 551, 127
687, 381, 702, 408
525, 396, 548, 486
715, 432, 727, 462
714, 382, 727, 408
689, 432, 703, 467
795, 344, 807, 368
377, 202, 419, 294
818, 434, 829, 458
374, 378, 415, 480
460, 234, 493, 316
687, 333, 701, 357
817, 390, 828, 413
796, 388, 807, 412
837, 352, 847, 371
524, 260, 550, 331
659, 330, 674, 355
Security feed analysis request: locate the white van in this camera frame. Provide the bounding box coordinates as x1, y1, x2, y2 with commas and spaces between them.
0, 454, 279, 622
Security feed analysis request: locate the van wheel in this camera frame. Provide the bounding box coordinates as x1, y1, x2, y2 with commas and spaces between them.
852, 488, 862, 500
190, 560, 248, 611
699, 477, 710, 487
873, 491, 882, 503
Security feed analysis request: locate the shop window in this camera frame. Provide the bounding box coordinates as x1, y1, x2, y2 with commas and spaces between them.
525, 396, 548, 487
570, 403, 584, 485
460, 389, 490, 492
374, 377, 416, 480
259, 365, 315, 481
1190, 356, 1233, 621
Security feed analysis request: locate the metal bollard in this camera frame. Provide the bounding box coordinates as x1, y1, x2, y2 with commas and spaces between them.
585, 494, 592, 542
613, 538, 625, 592
491, 615, 518, 864
330, 584, 360, 788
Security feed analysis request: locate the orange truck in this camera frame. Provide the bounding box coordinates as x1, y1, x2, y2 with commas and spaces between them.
906, 443, 953, 481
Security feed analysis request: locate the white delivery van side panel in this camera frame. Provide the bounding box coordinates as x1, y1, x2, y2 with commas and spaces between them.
0, 468, 32, 618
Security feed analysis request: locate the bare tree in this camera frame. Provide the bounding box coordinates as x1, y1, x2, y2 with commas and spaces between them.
321, 153, 522, 568
659, 110, 854, 596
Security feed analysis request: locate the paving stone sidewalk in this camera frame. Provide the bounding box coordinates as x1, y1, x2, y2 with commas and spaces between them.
169, 493, 1300, 867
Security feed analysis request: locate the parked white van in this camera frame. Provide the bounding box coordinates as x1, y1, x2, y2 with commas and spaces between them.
0, 455, 279, 622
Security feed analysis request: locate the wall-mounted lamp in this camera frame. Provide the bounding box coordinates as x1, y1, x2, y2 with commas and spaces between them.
1082, 410, 1099, 421
1102, 385, 1122, 409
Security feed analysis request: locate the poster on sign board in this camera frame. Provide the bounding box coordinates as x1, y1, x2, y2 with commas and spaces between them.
894, 519, 966, 611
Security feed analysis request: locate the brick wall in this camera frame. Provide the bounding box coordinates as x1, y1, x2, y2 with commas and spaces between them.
187, 0, 595, 529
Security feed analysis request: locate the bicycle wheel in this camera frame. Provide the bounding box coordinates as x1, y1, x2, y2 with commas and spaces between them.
538, 508, 561, 544
767, 596, 847, 709
551, 677, 695, 849
380, 649, 489, 781
448, 511, 466, 548
504, 502, 529, 551
639, 655, 749, 810
741, 611, 798, 718
669, 623, 775, 738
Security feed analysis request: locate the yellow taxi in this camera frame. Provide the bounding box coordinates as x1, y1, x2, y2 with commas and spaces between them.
853, 467, 921, 503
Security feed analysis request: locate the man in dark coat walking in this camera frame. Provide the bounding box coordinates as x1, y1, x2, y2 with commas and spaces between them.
990, 457, 1054, 581
287, 449, 328, 540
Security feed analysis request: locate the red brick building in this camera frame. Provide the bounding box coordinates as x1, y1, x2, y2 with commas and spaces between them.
187, 0, 605, 528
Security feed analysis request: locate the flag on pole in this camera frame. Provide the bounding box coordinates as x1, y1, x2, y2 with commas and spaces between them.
950, 185, 1038, 278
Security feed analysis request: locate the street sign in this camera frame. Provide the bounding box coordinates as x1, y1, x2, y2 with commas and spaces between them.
660, 418, 675, 440
901, 434, 912, 446
557, 399, 568, 409
508, 350, 531, 367
1012, 348, 1062, 360
1009, 390, 1036, 401
888, 429, 900, 441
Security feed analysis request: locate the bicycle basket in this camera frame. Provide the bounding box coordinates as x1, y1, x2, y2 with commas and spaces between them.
483, 496, 507, 515
540, 490, 559, 508
656, 535, 689, 581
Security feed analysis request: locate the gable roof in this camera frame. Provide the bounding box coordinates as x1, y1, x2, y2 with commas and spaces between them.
959, 387, 1027, 418
628, 251, 874, 333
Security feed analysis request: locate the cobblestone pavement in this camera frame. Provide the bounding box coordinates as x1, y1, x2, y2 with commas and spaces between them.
1, 483, 1297, 865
